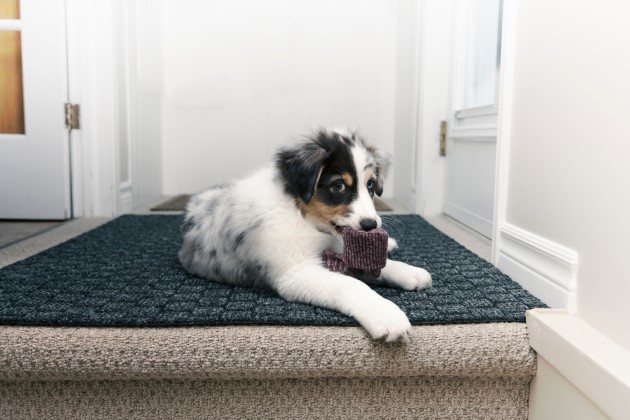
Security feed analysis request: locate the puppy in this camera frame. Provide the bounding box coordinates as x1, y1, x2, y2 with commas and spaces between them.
179, 128, 432, 341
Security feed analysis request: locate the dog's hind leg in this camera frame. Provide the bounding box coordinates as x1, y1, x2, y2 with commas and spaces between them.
273, 264, 411, 342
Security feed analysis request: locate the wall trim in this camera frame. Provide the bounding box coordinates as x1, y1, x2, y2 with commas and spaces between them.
443, 201, 492, 239
449, 125, 498, 140
496, 223, 578, 310
119, 181, 133, 214
454, 104, 498, 119
527, 309, 630, 420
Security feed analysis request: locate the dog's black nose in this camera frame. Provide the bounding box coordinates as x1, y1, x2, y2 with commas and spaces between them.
359, 218, 378, 231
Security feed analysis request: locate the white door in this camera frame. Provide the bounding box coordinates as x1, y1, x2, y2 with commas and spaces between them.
443, 0, 503, 238
0, 0, 71, 219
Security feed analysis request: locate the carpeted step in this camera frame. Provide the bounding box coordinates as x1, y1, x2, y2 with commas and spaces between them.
0, 217, 538, 419
0, 323, 534, 382
1, 377, 531, 419
0, 323, 534, 419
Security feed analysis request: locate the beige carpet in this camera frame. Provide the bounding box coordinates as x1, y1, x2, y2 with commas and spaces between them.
0, 220, 64, 249
0, 324, 533, 419
0, 217, 535, 419
1, 377, 531, 419
151, 194, 394, 212
0, 324, 534, 382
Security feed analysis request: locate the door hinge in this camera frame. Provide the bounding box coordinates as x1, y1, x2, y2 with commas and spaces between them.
64, 103, 80, 130
439, 120, 447, 156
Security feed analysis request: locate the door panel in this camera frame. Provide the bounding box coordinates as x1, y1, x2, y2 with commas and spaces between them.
444, 139, 496, 237
443, 0, 502, 238
0, 0, 70, 219
0, 30, 25, 133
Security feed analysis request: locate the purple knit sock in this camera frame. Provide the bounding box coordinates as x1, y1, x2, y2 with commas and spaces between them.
322, 226, 389, 277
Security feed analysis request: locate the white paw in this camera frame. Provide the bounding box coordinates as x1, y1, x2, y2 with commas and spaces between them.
355, 298, 412, 342
387, 237, 399, 252
383, 260, 432, 291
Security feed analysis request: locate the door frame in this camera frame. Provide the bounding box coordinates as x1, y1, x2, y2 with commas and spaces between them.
65, 0, 120, 218
490, 0, 517, 264
65, 0, 163, 218
411, 0, 453, 219
412, 0, 516, 264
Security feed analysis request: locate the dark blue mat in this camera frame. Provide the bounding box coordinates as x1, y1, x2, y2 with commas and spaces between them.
0, 215, 545, 326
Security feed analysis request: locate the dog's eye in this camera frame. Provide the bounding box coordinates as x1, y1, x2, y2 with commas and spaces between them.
366, 180, 375, 191
331, 180, 346, 193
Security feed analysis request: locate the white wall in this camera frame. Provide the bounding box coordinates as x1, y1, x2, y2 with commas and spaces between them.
504, 0, 630, 351
497, 0, 630, 417
161, 0, 405, 198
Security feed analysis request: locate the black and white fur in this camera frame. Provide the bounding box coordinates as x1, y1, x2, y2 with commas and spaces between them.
179, 128, 431, 341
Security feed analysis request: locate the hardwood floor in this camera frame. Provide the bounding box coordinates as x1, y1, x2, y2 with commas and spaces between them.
0, 221, 64, 249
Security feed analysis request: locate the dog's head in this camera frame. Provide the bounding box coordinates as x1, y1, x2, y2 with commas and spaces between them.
275, 128, 391, 232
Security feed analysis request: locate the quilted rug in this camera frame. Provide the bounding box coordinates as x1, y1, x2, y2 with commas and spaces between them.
0, 215, 545, 326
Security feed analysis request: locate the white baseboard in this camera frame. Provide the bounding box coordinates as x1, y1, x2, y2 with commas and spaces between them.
496, 223, 578, 310
119, 182, 133, 214
443, 202, 493, 239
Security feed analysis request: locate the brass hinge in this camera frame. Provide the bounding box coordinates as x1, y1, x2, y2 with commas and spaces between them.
439, 120, 447, 156
64, 103, 80, 130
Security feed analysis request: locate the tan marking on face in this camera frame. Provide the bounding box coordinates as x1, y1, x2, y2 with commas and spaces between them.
364, 168, 376, 183
362, 168, 377, 194
342, 172, 353, 187
298, 196, 350, 226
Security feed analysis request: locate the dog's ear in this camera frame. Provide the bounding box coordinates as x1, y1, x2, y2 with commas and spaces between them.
275, 142, 329, 204
367, 145, 392, 197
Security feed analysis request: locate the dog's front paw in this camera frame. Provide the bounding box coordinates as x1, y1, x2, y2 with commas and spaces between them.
383, 260, 432, 291
387, 237, 399, 252
355, 298, 411, 342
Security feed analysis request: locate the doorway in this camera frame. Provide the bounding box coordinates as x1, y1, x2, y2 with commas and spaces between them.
443, 0, 503, 239
0, 0, 71, 220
